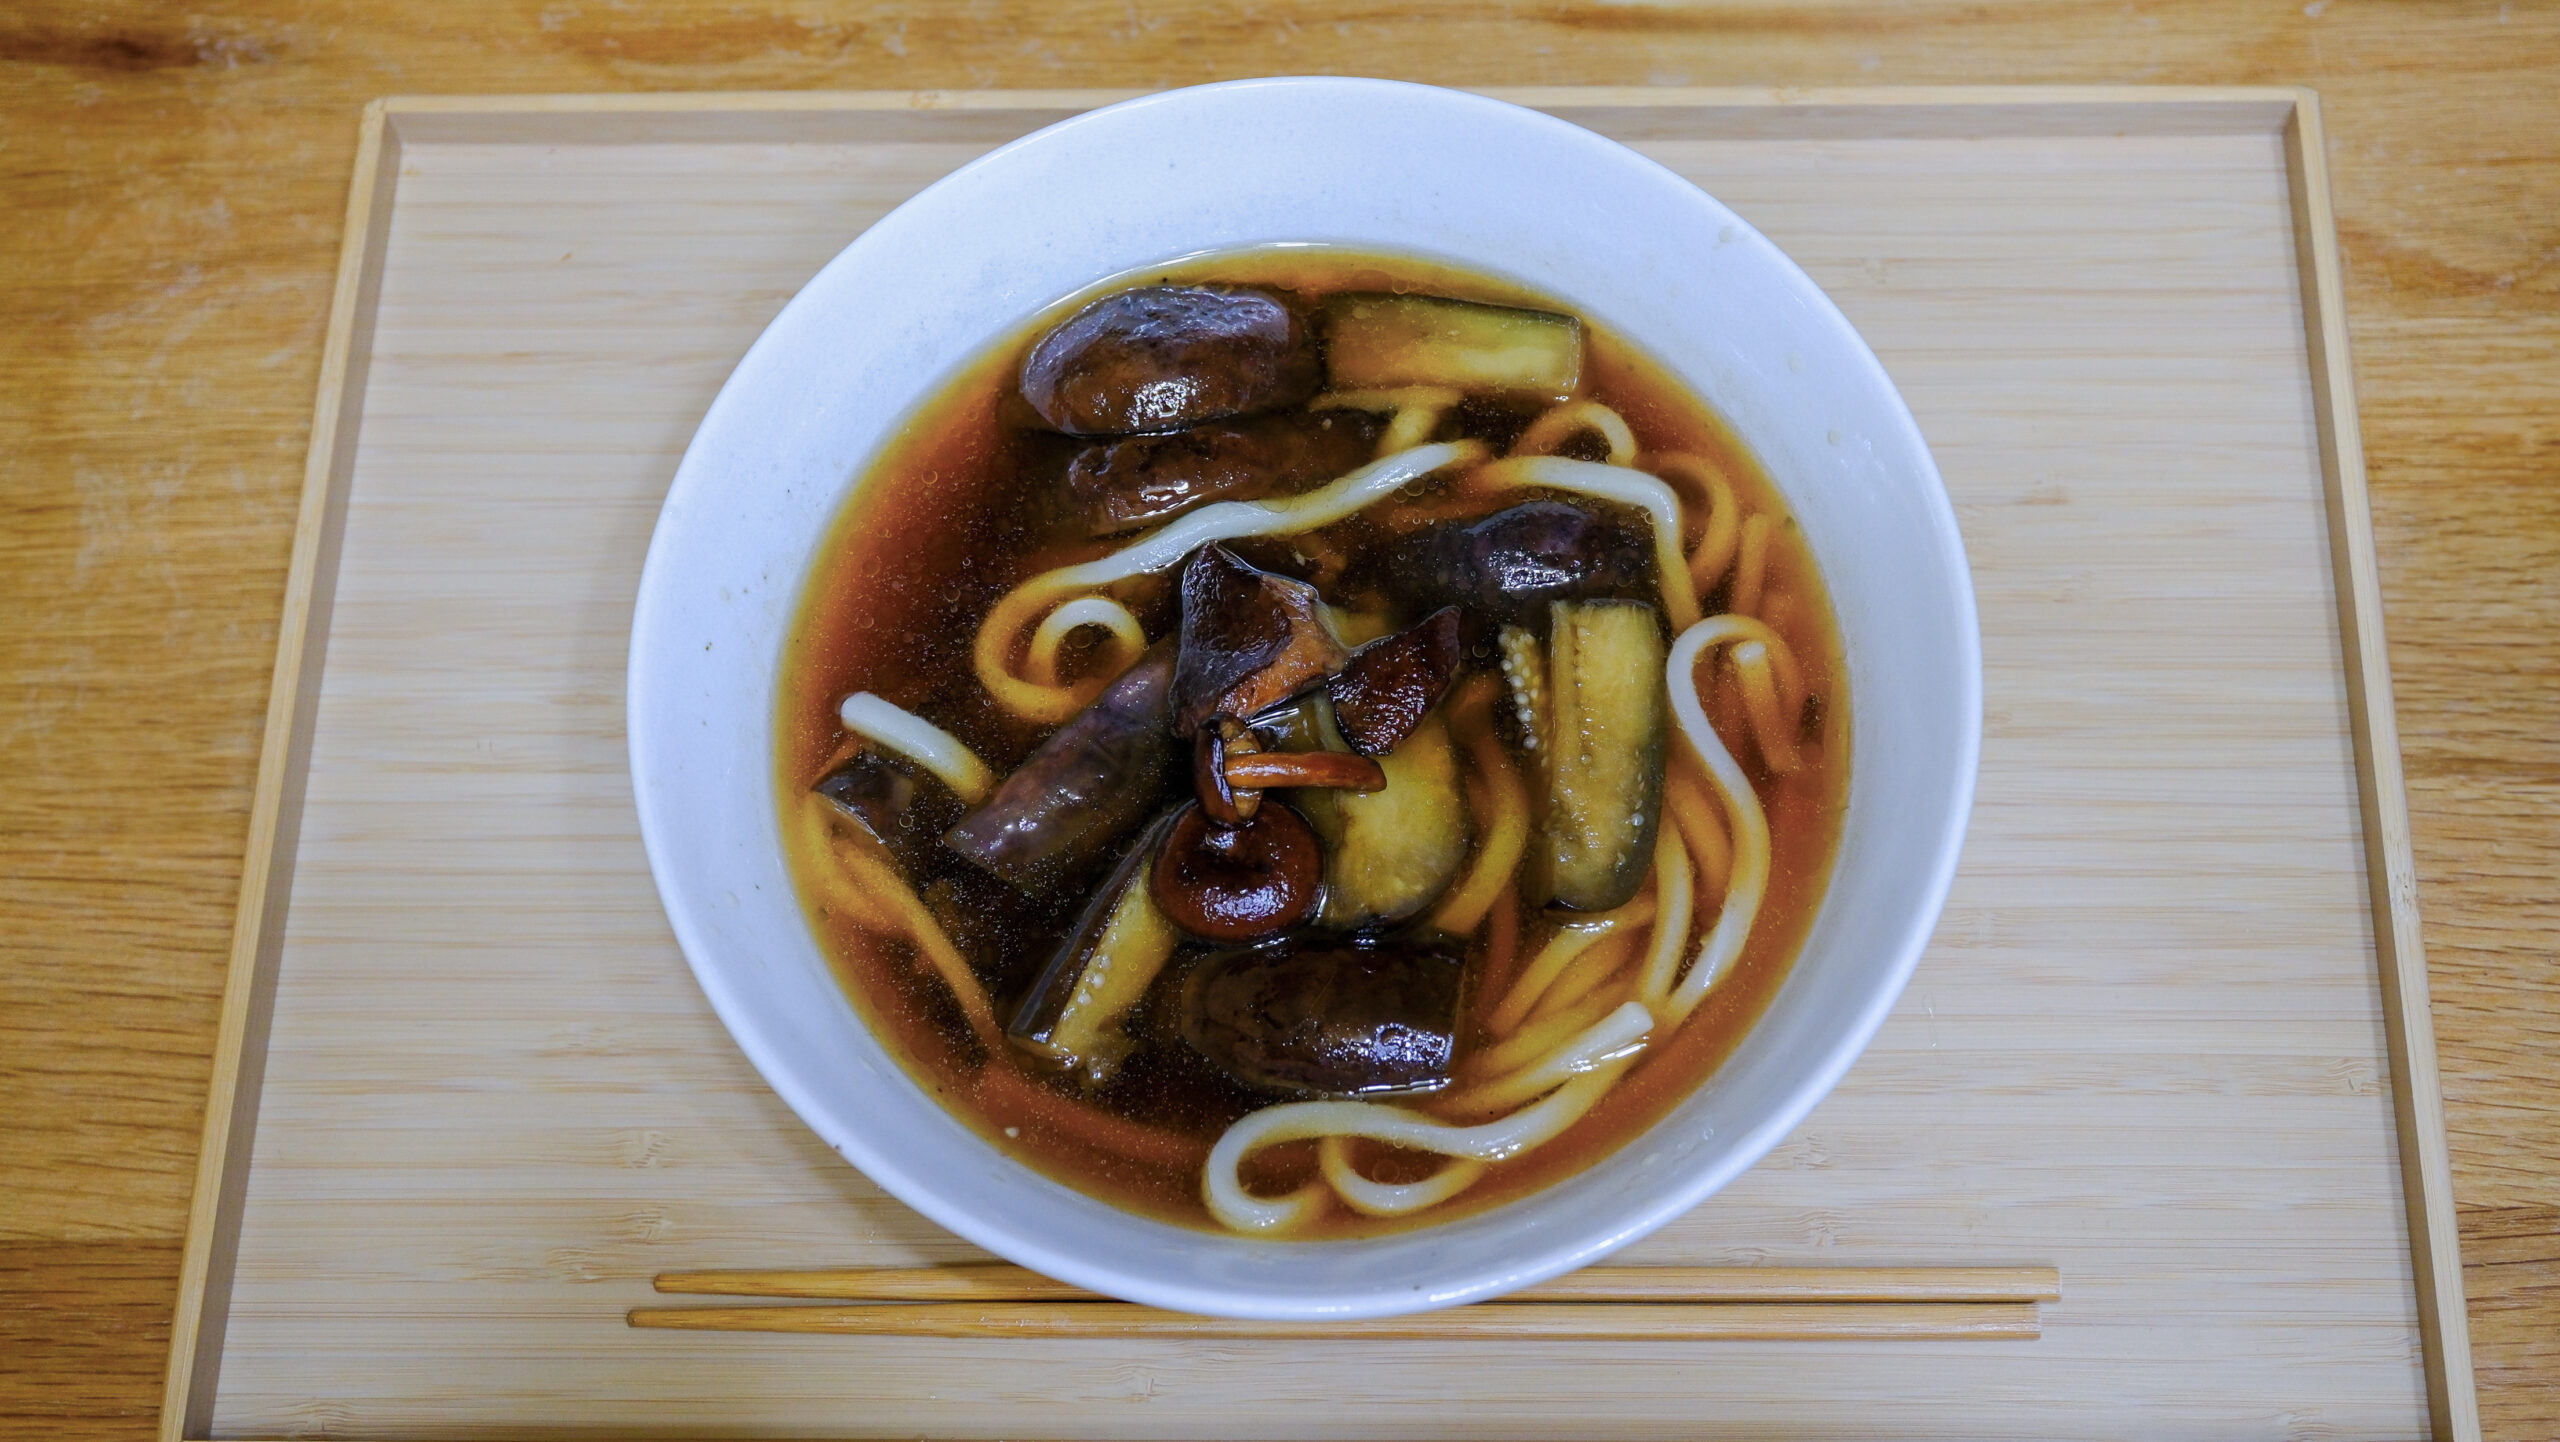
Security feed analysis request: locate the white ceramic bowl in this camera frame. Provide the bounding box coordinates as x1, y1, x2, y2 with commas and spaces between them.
628, 77, 1978, 1319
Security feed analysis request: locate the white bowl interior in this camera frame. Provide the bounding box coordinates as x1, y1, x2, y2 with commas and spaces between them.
628, 77, 1978, 1319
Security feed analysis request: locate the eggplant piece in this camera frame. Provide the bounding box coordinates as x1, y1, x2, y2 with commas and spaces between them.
1368, 501, 1659, 636
1258, 693, 1471, 929
1322, 293, 1584, 402
1020, 286, 1321, 436
1151, 801, 1324, 944
920, 867, 1080, 994
1062, 410, 1381, 536
1181, 939, 1464, 1096
944, 641, 1182, 893
812, 746, 966, 883
1170, 545, 1350, 736
1008, 816, 1183, 1082
1540, 600, 1669, 912
1327, 606, 1463, 757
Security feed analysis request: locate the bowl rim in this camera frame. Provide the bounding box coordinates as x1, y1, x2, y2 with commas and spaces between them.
627, 74, 1980, 1319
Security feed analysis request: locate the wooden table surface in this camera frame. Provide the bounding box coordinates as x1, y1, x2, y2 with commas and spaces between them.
1, 4, 2551, 1438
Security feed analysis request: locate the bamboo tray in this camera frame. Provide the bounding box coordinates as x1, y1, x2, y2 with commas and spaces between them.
164, 87, 2477, 1440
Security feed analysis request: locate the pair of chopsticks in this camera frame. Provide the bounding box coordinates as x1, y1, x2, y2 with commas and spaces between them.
629, 1264, 2059, 1340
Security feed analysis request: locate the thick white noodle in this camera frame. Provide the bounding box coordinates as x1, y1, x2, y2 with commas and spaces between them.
1733, 513, 1773, 617
1438, 1002, 1656, 1117
835, 692, 995, 804
1202, 1061, 1633, 1234
1633, 823, 1695, 1009
1731, 640, 1804, 775
1024, 595, 1146, 687
1312, 386, 1461, 456
1484, 895, 1654, 1035
1659, 619, 1779, 1023
1514, 399, 1639, 467
1317, 1139, 1488, 1217
1473, 456, 1703, 629
973, 441, 1486, 721
1646, 451, 1742, 590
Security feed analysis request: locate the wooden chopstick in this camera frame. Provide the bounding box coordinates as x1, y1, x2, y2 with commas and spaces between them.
627, 1299, 2041, 1341
651, 1262, 2062, 1305
631, 1265, 2058, 1340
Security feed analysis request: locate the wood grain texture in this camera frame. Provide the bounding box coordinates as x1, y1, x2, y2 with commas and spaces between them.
177, 103, 2427, 1439
0, 4, 2550, 1439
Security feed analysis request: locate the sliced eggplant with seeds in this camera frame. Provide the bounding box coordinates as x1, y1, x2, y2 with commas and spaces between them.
1261, 693, 1472, 928
1539, 599, 1669, 912
1007, 815, 1184, 1083
1322, 293, 1584, 402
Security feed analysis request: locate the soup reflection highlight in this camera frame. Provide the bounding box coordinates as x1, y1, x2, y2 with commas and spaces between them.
778, 253, 1844, 1238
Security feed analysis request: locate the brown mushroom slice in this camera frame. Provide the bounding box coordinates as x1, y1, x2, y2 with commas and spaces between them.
1151, 801, 1323, 944
1020, 286, 1321, 437
1062, 410, 1382, 536
1007, 815, 1183, 1083
1170, 545, 1350, 736
945, 641, 1182, 894
1180, 939, 1465, 1097
1327, 606, 1464, 757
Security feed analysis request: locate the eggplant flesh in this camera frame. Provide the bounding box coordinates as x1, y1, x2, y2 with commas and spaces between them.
944, 641, 1182, 894
1370, 501, 1658, 637
1540, 600, 1669, 912
812, 747, 965, 884
1322, 293, 1584, 402
1007, 815, 1184, 1082
1020, 286, 1321, 436
1254, 693, 1470, 929
1181, 940, 1464, 1096
1062, 410, 1380, 536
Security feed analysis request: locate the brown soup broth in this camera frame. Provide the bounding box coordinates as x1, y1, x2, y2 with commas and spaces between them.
778, 250, 1848, 1234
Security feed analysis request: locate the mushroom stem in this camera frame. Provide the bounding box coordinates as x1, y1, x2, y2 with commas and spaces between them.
1224, 751, 1388, 793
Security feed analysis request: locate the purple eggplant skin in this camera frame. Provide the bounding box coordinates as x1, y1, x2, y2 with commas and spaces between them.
1327, 606, 1464, 757
1061, 409, 1381, 536
1019, 287, 1322, 437
1180, 940, 1465, 1097
1369, 500, 1659, 635
1006, 811, 1178, 1054
943, 641, 1183, 894
813, 747, 966, 883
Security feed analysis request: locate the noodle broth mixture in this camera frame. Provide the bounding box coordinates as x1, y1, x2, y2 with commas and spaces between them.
780, 251, 1845, 1237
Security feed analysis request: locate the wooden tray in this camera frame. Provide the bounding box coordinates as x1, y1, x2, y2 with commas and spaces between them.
163, 87, 2478, 1441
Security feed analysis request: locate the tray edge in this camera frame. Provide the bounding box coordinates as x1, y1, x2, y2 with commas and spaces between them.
158, 97, 403, 1442
2284, 91, 2481, 1442
156, 85, 2478, 1442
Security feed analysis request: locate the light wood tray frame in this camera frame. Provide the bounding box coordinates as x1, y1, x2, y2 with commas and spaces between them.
160, 86, 2478, 1441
